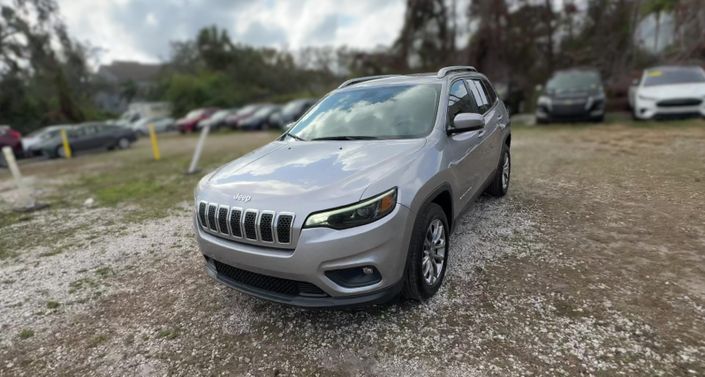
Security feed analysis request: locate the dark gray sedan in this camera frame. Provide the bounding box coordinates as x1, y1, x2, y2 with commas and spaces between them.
37, 122, 138, 158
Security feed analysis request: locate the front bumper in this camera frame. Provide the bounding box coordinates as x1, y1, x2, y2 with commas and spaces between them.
634, 99, 705, 120
536, 99, 605, 122
196, 204, 413, 307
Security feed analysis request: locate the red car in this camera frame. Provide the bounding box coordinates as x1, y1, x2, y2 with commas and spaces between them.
176, 108, 218, 133
224, 104, 262, 129
0, 125, 23, 157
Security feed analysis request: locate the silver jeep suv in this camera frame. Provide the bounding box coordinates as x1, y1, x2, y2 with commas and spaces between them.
194, 66, 512, 307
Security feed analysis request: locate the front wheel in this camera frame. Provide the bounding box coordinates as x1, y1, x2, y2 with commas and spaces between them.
401, 203, 450, 301
486, 145, 510, 197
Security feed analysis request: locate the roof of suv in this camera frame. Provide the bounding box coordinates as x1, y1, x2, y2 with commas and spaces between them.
339, 66, 482, 90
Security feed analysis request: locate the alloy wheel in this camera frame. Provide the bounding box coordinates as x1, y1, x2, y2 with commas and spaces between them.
421, 218, 446, 285
501, 151, 510, 191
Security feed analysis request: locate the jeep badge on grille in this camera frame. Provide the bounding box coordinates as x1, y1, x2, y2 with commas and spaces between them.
233, 193, 252, 202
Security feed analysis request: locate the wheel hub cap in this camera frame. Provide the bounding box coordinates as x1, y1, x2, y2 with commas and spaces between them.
501, 152, 510, 190
422, 219, 446, 285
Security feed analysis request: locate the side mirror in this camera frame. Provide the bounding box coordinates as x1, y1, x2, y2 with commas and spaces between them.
448, 113, 485, 135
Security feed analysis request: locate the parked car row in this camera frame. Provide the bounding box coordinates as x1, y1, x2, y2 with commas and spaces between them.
535, 64, 705, 123
175, 98, 317, 133
0, 125, 23, 157
20, 122, 137, 159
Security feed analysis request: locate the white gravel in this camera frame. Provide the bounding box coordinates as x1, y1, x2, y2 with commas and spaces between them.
1, 196, 703, 375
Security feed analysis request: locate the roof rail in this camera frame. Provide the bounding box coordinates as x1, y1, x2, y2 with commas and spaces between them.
436, 66, 477, 78
338, 75, 398, 88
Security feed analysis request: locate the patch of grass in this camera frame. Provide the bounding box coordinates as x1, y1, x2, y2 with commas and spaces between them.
87, 334, 109, 348
69, 277, 98, 294
94, 266, 114, 278
156, 327, 180, 340
18, 329, 34, 339
46, 300, 60, 309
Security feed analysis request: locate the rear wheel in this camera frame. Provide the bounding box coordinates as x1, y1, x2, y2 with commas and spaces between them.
401, 203, 449, 301
486, 145, 510, 197
117, 137, 130, 150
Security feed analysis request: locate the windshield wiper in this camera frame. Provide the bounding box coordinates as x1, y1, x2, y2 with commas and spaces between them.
284, 132, 306, 141
309, 136, 380, 141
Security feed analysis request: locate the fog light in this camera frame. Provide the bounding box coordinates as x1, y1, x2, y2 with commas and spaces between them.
325, 266, 381, 288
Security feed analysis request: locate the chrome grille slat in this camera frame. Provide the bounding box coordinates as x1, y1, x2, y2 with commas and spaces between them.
217, 206, 229, 235
229, 208, 243, 238
243, 210, 258, 240
207, 204, 217, 232
197, 202, 295, 248
198, 202, 207, 228
259, 212, 274, 242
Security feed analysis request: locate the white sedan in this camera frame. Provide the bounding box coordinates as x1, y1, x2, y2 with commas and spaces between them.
629, 65, 705, 120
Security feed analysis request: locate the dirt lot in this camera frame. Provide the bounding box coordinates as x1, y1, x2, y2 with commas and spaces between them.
1, 120, 704, 376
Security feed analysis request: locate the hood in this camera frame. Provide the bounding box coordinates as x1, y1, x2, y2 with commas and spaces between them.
200, 138, 426, 211
638, 83, 705, 99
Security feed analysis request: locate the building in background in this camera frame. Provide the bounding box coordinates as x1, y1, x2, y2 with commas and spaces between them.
94, 61, 165, 114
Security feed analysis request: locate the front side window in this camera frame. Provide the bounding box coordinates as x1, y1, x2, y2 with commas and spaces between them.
447, 80, 478, 130
289, 84, 441, 140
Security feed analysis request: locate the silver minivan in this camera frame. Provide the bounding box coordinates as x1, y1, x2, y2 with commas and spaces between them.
194, 66, 512, 307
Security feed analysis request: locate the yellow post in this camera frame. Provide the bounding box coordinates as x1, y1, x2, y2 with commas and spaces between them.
60, 128, 72, 158
148, 123, 161, 161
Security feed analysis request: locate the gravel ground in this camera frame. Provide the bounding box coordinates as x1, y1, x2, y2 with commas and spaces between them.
1, 123, 704, 376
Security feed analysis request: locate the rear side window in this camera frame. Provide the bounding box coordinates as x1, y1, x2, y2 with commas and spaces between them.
447, 80, 478, 126
480, 79, 498, 104
466, 79, 495, 113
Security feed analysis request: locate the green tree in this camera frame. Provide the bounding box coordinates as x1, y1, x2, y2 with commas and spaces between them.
643, 0, 679, 51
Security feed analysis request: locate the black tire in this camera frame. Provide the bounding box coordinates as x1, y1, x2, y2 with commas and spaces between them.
54, 145, 66, 159
486, 144, 510, 197
117, 137, 130, 150
401, 203, 450, 301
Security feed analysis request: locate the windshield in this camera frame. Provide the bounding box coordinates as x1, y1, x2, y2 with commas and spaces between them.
282, 101, 306, 116
253, 106, 274, 117
547, 71, 600, 91
186, 109, 204, 118
237, 105, 257, 115
289, 84, 441, 140
643, 67, 705, 87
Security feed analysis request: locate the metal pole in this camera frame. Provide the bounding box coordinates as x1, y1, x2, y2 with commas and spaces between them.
187, 124, 210, 174
2, 146, 34, 208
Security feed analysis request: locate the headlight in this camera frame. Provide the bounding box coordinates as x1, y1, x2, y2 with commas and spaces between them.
537, 95, 552, 106
304, 188, 397, 230
638, 94, 657, 101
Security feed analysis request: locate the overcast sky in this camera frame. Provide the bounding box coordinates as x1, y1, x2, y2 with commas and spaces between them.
57, 0, 408, 65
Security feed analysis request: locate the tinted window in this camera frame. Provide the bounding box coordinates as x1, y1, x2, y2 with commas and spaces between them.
467, 79, 492, 113
290, 84, 441, 140
481, 79, 497, 104
643, 67, 705, 87
448, 80, 477, 128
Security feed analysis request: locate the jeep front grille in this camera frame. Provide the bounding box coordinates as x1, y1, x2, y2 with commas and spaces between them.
197, 201, 295, 248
